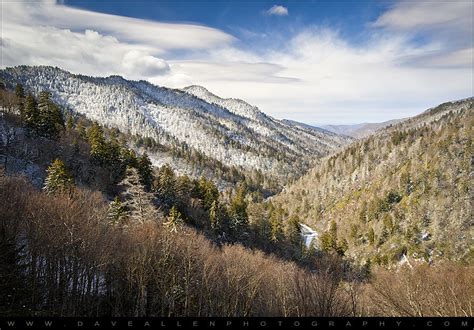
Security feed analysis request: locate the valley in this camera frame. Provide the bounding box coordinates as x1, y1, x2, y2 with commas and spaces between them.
0, 66, 472, 318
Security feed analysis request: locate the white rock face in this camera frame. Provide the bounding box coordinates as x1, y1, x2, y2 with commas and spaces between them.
0, 66, 352, 181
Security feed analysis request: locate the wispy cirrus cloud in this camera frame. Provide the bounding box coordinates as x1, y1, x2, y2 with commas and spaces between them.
372, 1, 472, 69
265, 5, 289, 16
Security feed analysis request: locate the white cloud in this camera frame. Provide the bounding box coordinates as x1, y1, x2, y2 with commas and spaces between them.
1, 1, 233, 80
122, 50, 170, 77
1, 0, 472, 124
373, 1, 471, 33
266, 5, 289, 16
372, 1, 472, 68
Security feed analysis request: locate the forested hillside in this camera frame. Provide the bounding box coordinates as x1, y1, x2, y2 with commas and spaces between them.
0, 79, 472, 318
272, 99, 473, 265
0, 66, 351, 194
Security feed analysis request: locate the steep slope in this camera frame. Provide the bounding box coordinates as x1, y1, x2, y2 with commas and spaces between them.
272, 98, 473, 264
281, 119, 339, 136
0, 66, 351, 189
182, 85, 351, 156
321, 119, 403, 139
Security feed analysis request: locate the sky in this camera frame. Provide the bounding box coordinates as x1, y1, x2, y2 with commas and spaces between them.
0, 0, 472, 124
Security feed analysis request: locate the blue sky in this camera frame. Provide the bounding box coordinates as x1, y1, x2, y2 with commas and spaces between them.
1, 0, 472, 124
63, 0, 387, 49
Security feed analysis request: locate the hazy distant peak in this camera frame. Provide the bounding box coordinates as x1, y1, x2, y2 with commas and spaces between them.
320, 119, 404, 139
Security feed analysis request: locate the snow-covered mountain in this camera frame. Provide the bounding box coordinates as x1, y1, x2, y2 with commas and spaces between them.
0, 65, 351, 185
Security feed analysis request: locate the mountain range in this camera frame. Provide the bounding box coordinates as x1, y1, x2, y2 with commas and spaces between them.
0, 66, 351, 190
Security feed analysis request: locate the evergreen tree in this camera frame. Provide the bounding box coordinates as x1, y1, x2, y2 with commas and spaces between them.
22, 94, 39, 131
249, 202, 270, 242
269, 207, 284, 243
156, 164, 176, 205
15, 84, 25, 99
14, 84, 25, 111
65, 114, 74, 130
76, 121, 86, 138
122, 148, 138, 166
87, 122, 109, 165
43, 159, 74, 195
137, 153, 153, 190
286, 214, 301, 245
209, 200, 220, 231
320, 221, 339, 253
203, 181, 219, 210
229, 182, 249, 238
37, 91, 64, 139
320, 231, 333, 252
197, 176, 219, 210
164, 206, 183, 233
119, 167, 158, 225
106, 137, 124, 181
107, 196, 126, 225
175, 175, 192, 202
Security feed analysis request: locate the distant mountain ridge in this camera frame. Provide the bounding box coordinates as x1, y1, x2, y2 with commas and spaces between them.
0, 65, 351, 188
320, 119, 404, 139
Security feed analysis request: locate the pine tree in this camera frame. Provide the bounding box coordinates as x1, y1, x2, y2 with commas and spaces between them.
175, 175, 192, 201
286, 214, 302, 245
197, 176, 219, 210
119, 167, 159, 225
320, 231, 333, 252
137, 153, 153, 190
249, 202, 270, 241
156, 164, 176, 205
229, 182, 249, 238
329, 220, 338, 248
65, 114, 74, 130
43, 159, 74, 195
37, 91, 64, 139
203, 182, 219, 210
269, 207, 284, 243
121, 148, 138, 169
107, 196, 126, 225
164, 206, 183, 233
106, 137, 125, 181
15, 84, 25, 111
320, 221, 339, 253
22, 94, 39, 130
87, 122, 108, 165
209, 200, 220, 231
15, 84, 25, 99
